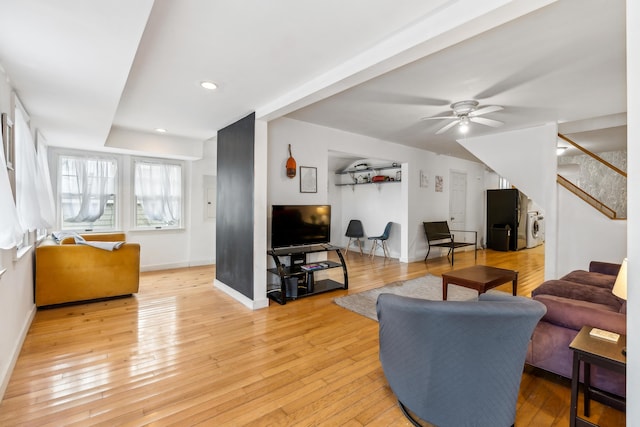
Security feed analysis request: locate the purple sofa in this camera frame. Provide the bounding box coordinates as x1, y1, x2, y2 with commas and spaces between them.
526, 261, 626, 397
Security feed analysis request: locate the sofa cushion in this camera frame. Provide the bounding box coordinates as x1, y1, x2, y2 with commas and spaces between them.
532, 294, 626, 334
589, 261, 622, 276
531, 279, 621, 310
561, 269, 616, 290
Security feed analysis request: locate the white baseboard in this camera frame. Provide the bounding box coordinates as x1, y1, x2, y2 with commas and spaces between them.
214, 280, 269, 310
140, 261, 215, 272
0, 304, 37, 401
140, 262, 190, 272
188, 260, 215, 267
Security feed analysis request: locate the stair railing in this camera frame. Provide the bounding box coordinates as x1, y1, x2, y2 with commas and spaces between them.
557, 133, 626, 219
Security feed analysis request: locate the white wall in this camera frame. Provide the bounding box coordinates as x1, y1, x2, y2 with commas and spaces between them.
626, 0, 638, 415
188, 139, 217, 266
556, 186, 626, 275
267, 117, 486, 263
0, 70, 37, 399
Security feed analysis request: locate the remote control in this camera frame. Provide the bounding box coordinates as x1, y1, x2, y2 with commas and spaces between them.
589, 328, 620, 342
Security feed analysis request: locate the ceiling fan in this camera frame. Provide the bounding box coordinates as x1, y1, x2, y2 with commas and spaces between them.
422, 100, 504, 134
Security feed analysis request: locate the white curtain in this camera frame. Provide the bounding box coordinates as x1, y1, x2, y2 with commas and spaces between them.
134, 161, 181, 225
35, 141, 56, 227
14, 108, 45, 231
61, 157, 115, 223
0, 131, 24, 249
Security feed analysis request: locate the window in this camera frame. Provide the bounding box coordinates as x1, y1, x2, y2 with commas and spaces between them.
133, 158, 183, 229
0, 128, 22, 250
58, 155, 117, 231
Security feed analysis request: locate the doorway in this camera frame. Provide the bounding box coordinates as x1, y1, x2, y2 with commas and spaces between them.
449, 170, 467, 231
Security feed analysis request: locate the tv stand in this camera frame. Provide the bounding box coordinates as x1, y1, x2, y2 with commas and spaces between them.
267, 244, 348, 305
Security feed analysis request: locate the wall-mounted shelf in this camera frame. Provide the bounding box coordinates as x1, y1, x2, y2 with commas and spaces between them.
335, 163, 401, 187
335, 164, 400, 175
335, 180, 400, 187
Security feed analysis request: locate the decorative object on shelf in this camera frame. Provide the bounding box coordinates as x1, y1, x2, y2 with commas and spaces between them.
354, 162, 369, 170
286, 144, 296, 178
300, 166, 317, 193
435, 175, 443, 192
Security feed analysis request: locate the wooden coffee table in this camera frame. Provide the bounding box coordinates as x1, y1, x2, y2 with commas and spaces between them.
441, 265, 518, 300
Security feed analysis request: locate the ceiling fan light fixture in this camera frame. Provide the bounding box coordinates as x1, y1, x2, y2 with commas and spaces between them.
424, 100, 503, 134
458, 116, 470, 133
451, 100, 479, 115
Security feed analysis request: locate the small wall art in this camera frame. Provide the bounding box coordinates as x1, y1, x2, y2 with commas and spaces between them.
300, 166, 317, 193
435, 175, 443, 192
420, 170, 430, 188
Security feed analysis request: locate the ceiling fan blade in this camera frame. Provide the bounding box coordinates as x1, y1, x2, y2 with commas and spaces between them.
435, 120, 460, 134
420, 114, 457, 121
469, 105, 503, 117
470, 117, 504, 127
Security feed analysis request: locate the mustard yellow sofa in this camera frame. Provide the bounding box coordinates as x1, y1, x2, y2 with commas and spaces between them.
35, 233, 140, 307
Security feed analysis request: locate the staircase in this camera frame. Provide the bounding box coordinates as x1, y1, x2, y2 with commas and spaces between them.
557, 133, 627, 219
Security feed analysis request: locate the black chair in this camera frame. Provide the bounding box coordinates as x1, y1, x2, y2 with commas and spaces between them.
368, 222, 392, 258
377, 292, 546, 427
423, 221, 477, 266
344, 219, 364, 256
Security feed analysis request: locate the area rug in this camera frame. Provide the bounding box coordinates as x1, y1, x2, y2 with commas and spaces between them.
334, 274, 478, 321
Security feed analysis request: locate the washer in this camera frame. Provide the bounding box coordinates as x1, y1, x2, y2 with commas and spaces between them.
536, 214, 545, 243
526, 212, 544, 248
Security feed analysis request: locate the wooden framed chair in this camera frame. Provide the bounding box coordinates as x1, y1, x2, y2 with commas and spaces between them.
368, 222, 392, 258
423, 221, 477, 266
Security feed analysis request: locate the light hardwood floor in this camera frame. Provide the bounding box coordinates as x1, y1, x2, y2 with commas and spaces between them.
0, 246, 625, 426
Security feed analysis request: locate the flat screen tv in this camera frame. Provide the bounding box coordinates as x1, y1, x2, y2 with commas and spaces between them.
271, 205, 331, 248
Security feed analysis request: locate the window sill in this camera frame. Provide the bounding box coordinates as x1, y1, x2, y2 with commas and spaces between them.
14, 244, 33, 262
130, 227, 185, 232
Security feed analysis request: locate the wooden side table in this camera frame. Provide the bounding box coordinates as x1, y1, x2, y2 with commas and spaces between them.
569, 326, 626, 427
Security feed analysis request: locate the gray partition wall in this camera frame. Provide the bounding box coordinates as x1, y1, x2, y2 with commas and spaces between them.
216, 113, 255, 300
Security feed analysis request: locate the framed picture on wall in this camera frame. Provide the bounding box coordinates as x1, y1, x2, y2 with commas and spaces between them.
435, 175, 443, 192
2, 113, 14, 170
300, 166, 317, 193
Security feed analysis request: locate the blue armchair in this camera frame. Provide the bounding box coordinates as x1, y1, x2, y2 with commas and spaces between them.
377, 293, 546, 427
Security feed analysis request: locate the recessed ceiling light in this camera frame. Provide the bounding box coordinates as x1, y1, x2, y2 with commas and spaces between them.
200, 81, 218, 90
155, 128, 167, 133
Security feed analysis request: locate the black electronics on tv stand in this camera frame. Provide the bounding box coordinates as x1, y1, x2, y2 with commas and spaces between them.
267, 244, 348, 305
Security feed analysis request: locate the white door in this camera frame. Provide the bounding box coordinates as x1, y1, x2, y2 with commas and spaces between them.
449, 171, 467, 238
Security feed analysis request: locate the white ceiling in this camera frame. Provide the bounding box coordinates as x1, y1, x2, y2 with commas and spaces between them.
0, 0, 627, 162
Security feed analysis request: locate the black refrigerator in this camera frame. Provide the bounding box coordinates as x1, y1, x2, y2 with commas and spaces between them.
486, 189, 528, 251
